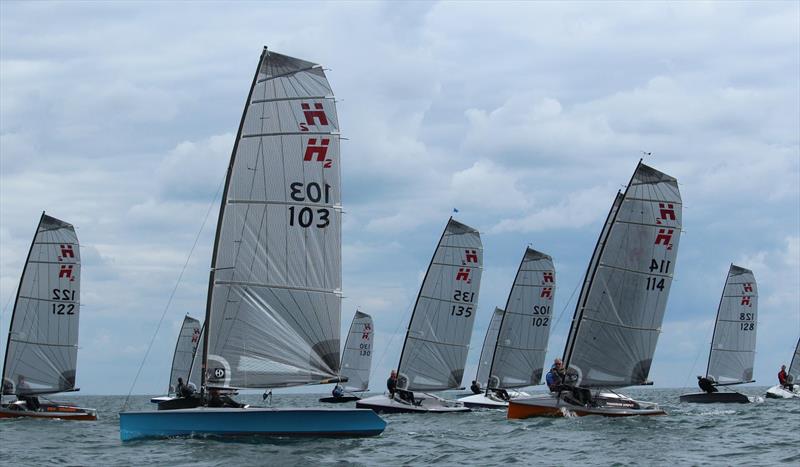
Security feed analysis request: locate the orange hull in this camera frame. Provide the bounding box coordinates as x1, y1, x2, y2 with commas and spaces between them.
0, 405, 97, 421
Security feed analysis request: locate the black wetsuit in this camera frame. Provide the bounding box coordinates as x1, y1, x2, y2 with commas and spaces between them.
470, 381, 481, 394
698, 377, 718, 393
387, 376, 397, 397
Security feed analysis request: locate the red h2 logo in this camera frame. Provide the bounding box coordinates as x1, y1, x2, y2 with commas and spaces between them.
362, 322, 372, 340
540, 287, 553, 299
741, 296, 751, 307
192, 328, 200, 344
456, 268, 471, 283
59, 244, 74, 260
301, 102, 328, 126
656, 203, 676, 225
542, 272, 554, 284
655, 229, 674, 250
463, 249, 478, 265
304, 138, 332, 168
742, 283, 753, 293
59, 265, 75, 281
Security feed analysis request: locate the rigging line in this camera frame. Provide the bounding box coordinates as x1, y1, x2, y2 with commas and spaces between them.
121, 174, 225, 411
372, 298, 415, 376
551, 274, 581, 331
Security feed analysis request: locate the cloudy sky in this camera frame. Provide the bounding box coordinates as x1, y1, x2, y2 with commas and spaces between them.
1, 1, 798, 395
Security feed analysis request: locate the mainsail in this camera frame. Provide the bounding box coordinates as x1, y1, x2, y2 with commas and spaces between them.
397, 218, 483, 392
203, 48, 343, 389
340, 311, 373, 392
475, 308, 504, 387
2, 213, 81, 396
168, 315, 201, 393
488, 248, 555, 389
564, 162, 682, 388
790, 338, 800, 380
706, 265, 758, 385
187, 324, 205, 389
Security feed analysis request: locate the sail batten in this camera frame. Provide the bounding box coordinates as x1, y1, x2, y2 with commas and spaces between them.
564, 162, 682, 388
705, 264, 757, 385
2, 213, 81, 397
397, 218, 483, 392
488, 248, 555, 390
202, 48, 343, 390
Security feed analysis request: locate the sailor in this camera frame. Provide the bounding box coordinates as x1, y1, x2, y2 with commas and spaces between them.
207, 388, 245, 408
545, 358, 566, 392
175, 377, 187, 397
470, 380, 481, 394
697, 376, 718, 393
493, 388, 510, 401
16, 376, 40, 411
387, 370, 398, 398
778, 365, 794, 390
332, 384, 344, 398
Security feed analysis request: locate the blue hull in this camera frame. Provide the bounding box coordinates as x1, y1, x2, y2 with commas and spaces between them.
119, 407, 386, 441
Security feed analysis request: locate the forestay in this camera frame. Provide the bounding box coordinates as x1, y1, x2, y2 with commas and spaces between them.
790, 338, 800, 380
475, 308, 504, 387
204, 48, 342, 389
340, 311, 373, 392
397, 218, 483, 392
489, 248, 555, 389
2, 213, 81, 396
168, 315, 201, 394
564, 162, 682, 388
706, 265, 758, 385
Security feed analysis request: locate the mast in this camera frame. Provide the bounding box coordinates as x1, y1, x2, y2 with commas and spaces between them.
200, 47, 268, 395
704, 264, 730, 379
1, 212, 44, 396
486, 250, 529, 389
396, 217, 451, 373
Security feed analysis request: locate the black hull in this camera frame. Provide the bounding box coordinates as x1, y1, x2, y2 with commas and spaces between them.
319, 396, 360, 403
679, 392, 750, 404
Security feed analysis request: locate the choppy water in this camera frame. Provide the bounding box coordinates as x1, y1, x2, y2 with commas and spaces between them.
0, 388, 798, 466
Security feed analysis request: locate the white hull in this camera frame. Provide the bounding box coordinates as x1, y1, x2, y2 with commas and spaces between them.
356, 394, 470, 414
457, 390, 530, 409
765, 384, 800, 399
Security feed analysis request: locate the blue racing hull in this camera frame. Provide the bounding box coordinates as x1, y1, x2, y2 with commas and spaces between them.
119, 407, 386, 441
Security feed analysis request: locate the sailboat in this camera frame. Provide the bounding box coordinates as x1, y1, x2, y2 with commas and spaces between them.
357, 218, 483, 414
320, 311, 374, 403
0, 213, 97, 420
467, 307, 504, 394
508, 161, 682, 418
460, 248, 555, 408
766, 338, 800, 399
150, 315, 202, 404
681, 265, 760, 403
119, 47, 386, 440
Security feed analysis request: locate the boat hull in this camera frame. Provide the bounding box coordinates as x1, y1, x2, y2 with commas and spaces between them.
679, 391, 752, 403
0, 403, 97, 421
458, 390, 530, 409
765, 385, 800, 399
356, 394, 470, 414
507, 392, 666, 418
318, 396, 360, 403
118, 407, 386, 441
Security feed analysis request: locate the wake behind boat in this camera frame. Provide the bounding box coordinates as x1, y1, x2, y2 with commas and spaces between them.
459, 248, 555, 409
680, 265, 760, 404
119, 47, 385, 440
0, 213, 96, 421
358, 218, 484, 414
509, 161, 682, 418
765, 337, 800, 399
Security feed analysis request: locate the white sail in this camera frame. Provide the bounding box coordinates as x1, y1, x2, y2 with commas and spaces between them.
2, 213, 81, 396
475, 308, 504, 387
204, 48, 342, 389
168, 315, 201, 394
564, 162, 682, 388
340, 311, 373, 392
790, 338, 800, 381
706, 265, 758, 385
489, 248, 555, 389
187, 324, 204, 389
397, 218, 483, 392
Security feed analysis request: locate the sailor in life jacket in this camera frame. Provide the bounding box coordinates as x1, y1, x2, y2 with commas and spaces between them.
545, 358, 567, 391
778, 365, 794, 390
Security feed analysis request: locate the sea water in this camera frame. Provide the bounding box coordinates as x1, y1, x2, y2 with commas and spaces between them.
0, 388, 797, 466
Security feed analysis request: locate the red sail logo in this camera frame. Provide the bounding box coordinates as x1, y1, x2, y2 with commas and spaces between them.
301, 102, 328, 126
